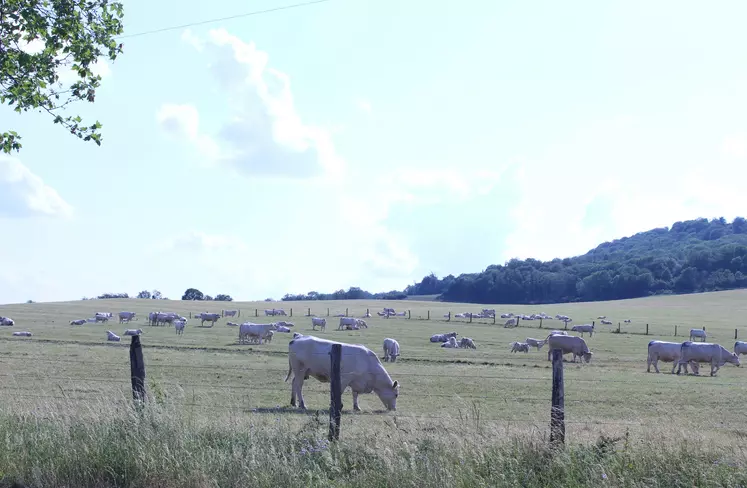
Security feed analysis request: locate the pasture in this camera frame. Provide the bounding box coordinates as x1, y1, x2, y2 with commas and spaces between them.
1, 290, 747, 486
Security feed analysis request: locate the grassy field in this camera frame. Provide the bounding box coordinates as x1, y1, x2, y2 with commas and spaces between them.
1, 291, 747, 486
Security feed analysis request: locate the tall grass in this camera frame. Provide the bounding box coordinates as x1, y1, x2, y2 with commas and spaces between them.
0, 399, 745, 488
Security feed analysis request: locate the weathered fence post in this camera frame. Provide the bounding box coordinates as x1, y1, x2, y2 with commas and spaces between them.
130, 335, 146, 407
447, 312, 451, 322
736, 328, 738, 340
255, 308, 258, 317
617, 322, 621, 333
539, 318, 543, 328
703, 326, 706, 332
646, 323, 649, 335
408, 310, 411, 320
238, 309, 241, 318
327, 308, 330, 317
674, 325, 677, 336
189, 312, 192, 319
221, 310, 224, 317
345, 308, 349, 317
329, 343, 342, 441
469, 314, 472, 324
290, 308, 293, 317
564, 321, 568, 330
367, 308, 370, 317
549, 348, 565, 447
493, 314, 496, 325
427, 310, 430, 320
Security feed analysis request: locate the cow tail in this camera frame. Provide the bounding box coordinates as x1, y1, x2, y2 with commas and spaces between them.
284, 356, 292, 382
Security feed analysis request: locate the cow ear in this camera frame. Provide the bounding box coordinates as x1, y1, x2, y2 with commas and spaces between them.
392, 380, 399, 389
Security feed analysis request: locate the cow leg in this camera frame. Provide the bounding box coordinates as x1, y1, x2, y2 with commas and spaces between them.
292, 375, 306, 409
352, 391, 361, 411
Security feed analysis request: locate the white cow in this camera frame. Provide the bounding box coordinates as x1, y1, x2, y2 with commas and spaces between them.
95, 312, 113, 318
174, 319, 186, 335
285, 334, 399, 411
459, 337, 477, 349
362, 311, 372, 318
106, 330, 121, 342
504, 318, 518, 328
200, 313, 221, 327
600, 319, 613, 325
677, 342, 740, 376
548, 330, 567, 336
311, 317, 327, 331
430, 332, 457, 343
275, 325, 291, 333
525, 337, 546, 350
226, 322, 239, 327
441, 337, 459, 348
70, 319, 87, 326
12, 331, 32, 337
276, 321, 294, 328
293, 332, 303, 339
263, 330, 275, 343
647, 340, 699, 374
124, 328, 143, 336
95, 315, 109, 324
571, 324, 594, 337
239, 322, 277, 344
383, 338, 401, 362
118, 311, 136, 323
546, 334, 593, 363
338, 317, 363, 330
510, 341, 530, 353
734, 341, 747, 356
223, 310, 238, 318
689, 329, 707, 342
0, 317, 15, 326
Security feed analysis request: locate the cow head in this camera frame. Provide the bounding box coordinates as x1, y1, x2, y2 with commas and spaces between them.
729, 353, 741, 367
377, 380, 399, 411
582, 351, 593, 363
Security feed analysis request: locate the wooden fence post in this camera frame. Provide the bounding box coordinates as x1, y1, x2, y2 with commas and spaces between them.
329, 343, 342, 441
408, 310, 411, 320
427, 310, 430, 320
327, 308, 330, 317
617, 322, 621, 333
367, 308, 370, 317
130, 335, 146, 407
493, 314, 496, 325
238, 309, 241, 318
307, 307, 311, 317
447, 312, 451, 322
674, 325, 677, 336
345, 308, 349, 317
539, 318, 543, 328
469, 314, 472, 324
564, 321, 568, 330
189, 312, 192, 319
221, 310, 224, 317
290, 308, 293, 317
550, 348, 565, 447
255, 308, 258, 317
736, 328, 738, 340
646, 323, 649, 335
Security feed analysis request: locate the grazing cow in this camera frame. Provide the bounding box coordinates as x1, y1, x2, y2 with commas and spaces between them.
70, 319, 87, 326
735, 341, 747, 356
263, 330, 275, 343
174, 319, 186, 335
200, 313, 220, 327
311, 317, 326, 331
223, 310, 238, 318
0, 317, 15, 326
546, 334, 593, 363
12, 331, 32, 337
118, 311, 136, 323
510, 341, 530, 353
571, 324, 595, 337
338, 317, 362, 330
95, 312, 112, 318
689, 329, 707, 342
239, 322, 277, 344
124, 329, 143, 336
285, 334, 399, 411
441, 337, 459, 348
525, 337, 546, 350
95, 315, 109, 324
482, 309, 496, 317
504, 318, 518, 328
151, 312, 179, 326
647, 340, 699, 374
430, 332, 458, 343
459, 337, 477, 349
383, 338, 401, 362
276, 309, 288, 316
275, 325, 291, 333
106, 330, 121, 342
677, 342, 740, 376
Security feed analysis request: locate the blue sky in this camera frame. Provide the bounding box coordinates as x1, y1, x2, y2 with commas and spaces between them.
1, 0, 746, 303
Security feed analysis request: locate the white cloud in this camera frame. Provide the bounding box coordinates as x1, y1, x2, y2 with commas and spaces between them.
155, 230, 248, 254
0, 155, 73, 219
356, 98, 372, 114
157, 28, 344, 181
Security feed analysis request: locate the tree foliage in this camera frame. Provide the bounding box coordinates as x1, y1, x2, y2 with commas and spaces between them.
136, 290, 151, 299
281, 288, 408, 302
0, 0, 124, 153
403, 217, 747, 304
214, 294, 233, 302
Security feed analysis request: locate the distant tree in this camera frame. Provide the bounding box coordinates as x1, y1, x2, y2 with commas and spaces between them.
97, 292, 129, 299
204, 295, 214, 301
264, 298, 274, 302
1, 0, 125, 154
26, 299, 34, 303
214, 294, 233, 302
136, 290, 151, 299
151, 290, 162, 300
182, 288, 204, 301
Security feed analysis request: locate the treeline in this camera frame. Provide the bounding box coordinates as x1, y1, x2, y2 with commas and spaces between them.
403, 217, 747, 304
280, 288, 407, 302
84, 289, 234, 302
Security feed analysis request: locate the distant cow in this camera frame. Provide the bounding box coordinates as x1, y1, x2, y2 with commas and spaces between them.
430, 332, 457, 343
12, 331, 32, 337
689, 329, 707, 342
118, 311, 136, 323
441, 337, 459, 348
200, 313, 220, 327
571, 324, 594, 337
525, 337, 546, 350
70, 319, 87, 326
504, 318, 518, 328
600, 319, 612, 325
677, 341, 740, 376
123, 329, 143, 336
510, 341, 530, 353
239, 322, 276, 344
735, 341, 747, 356
459, 337, 477, 349
383, 338, 401, 362
107, 330, 121, 342
338, 317, 360, 330
548, 330, 567, 336
223, 310, 238, 318
647, 340, 698, 374
0, 317, 15, 326
311, 317, 326, 331
95, 315, 109, 323
546, 334, 592, 363
174, 319, 186, 335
